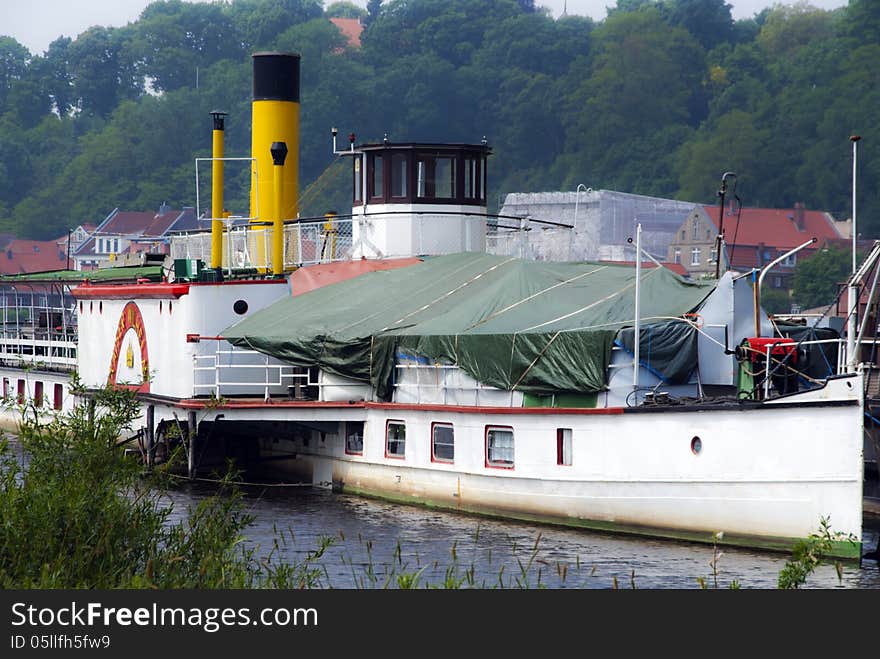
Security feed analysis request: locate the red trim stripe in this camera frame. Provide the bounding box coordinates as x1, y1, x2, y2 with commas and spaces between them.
72, 283, 190, 299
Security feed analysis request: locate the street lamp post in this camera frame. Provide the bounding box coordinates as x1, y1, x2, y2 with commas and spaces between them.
847, 135, 861, 372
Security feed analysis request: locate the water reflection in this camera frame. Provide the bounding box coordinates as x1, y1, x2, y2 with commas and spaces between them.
160, 483, 880, 589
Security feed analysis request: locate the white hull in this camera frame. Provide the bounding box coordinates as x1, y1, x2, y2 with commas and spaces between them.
241, 376, 864, 557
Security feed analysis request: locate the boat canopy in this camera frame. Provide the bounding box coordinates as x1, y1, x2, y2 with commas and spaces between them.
223, 252, 715, 399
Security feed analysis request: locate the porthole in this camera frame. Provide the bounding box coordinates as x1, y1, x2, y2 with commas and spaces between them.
691, 436, 702, 455
233, 299, 249, 315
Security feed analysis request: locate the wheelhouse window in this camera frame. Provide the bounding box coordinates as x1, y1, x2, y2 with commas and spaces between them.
353, 157, 363, 203
386, 420, 406, 458
345, 421, 364, 455
486, 426, 514, 469
390, 153, 408, 198
416, 155, 456, 199
431, 422, 454, 463
557, 428, 572, 466
369, 153, 384, 199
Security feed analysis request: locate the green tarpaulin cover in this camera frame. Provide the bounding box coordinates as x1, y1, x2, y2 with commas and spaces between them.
223, 253, 715, 400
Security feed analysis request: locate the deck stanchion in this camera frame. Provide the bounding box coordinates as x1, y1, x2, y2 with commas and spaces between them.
145, 405, 155, 469
187, 410, 197, 480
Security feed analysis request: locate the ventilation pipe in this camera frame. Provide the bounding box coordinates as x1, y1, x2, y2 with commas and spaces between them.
210, 111, 227, 269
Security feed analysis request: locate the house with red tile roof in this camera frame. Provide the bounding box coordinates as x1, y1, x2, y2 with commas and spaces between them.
329, 17, 363, 49
73, 206, 198, 271
666, 203, 846, 289
0, 238, 70, 275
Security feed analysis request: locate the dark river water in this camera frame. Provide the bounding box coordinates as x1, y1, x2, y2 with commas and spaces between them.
160, 480, 880, 590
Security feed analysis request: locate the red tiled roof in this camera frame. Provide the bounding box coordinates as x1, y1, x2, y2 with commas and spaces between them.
704, 205, 841, 249
329, 17, 363, 48
99, 211, 157, 235
0, 239, 69, 274
143, 210, 182, 237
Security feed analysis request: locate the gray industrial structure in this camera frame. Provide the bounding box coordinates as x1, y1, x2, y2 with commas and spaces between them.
496, 189, 699, 262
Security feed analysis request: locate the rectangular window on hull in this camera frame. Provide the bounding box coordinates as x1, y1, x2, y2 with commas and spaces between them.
345, 421, 364, 455
34, 381, 43, 407
53, 383, 63, 411
486, 426, 514, 469
557, 428, 572, 466
431, 422, 454, 463
386, 420, 406, 458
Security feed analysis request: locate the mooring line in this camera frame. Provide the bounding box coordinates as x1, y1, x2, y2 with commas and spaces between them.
163, 472, 330, 488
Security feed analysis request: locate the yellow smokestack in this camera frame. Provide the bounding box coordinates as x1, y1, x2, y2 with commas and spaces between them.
210, 111, 227, 269
250, 53, 300, 230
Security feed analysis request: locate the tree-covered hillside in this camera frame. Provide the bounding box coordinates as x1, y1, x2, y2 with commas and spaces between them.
0, 0, 877, 240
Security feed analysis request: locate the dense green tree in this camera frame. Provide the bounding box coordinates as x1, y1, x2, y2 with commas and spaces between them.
67, 26, 141, 118
326, 2, 367, 19
792, 244, 851, 309
0, 0, 879, 250
662, 0, 735, 50
364, 0, 383, 28
129, 0, 244, 93
0, 37, 31, 115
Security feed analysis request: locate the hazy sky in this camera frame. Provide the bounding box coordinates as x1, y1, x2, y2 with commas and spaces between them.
1, 0, 851, 55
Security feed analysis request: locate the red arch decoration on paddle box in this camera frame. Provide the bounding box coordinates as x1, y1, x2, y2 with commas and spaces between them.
107, 301, 150, 392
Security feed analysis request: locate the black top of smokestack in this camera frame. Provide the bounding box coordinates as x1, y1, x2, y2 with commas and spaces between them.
252, 52, 300, 103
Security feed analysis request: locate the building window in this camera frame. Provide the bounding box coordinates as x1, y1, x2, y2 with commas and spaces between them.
772, 275, 783, 288
345, 421, 364, 455
690, 248, 701, 266
431, 422, 454, 463
691, 220, 699, 241
673, 248, 681, 264
782, 253, 797, 267
710, 247, 718, 263
486, 425, 514, 469
680, 230, 685, 240
385, 420, 406, 458
557, 428, 572, 466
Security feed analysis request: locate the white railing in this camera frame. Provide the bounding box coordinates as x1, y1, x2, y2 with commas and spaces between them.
193, 344, 302, 399
169, 213, 570, 273
0, 292, 78, 371
171, 217, 355, 272
191, 342, 368, 400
